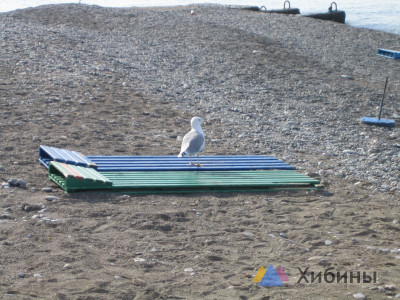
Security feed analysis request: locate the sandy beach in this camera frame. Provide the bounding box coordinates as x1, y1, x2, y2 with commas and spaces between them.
0, 4, 399, 299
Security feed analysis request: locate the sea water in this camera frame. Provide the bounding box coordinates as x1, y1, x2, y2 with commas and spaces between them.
1, 0, 399, 35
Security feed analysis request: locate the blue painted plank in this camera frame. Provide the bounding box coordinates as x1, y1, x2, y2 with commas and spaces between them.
39, 145, 296, 171
87, 155, 295, 171
361, 117, 395, 127
377, 49, 400, 59
39, 145, 96, 168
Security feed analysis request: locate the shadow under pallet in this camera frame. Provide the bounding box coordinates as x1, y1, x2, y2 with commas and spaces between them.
41, 146, 322, 193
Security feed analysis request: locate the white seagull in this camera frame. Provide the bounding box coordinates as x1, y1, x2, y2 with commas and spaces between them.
178, 117, 205, 166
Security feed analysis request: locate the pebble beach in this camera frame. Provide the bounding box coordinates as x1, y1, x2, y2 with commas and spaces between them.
0, 4, 399, 299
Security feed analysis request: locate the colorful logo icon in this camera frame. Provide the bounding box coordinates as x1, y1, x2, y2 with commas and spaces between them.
253, 265, 289, 286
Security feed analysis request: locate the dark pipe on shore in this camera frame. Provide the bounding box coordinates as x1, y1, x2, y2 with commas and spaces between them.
305, 2, 346, 24
259, 1, 300, 15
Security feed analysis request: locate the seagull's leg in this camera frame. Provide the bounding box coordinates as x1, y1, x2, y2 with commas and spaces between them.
189, 155, 193, 165
195, 154, 202, 167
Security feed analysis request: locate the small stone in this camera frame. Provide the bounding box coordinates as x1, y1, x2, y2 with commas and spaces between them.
394, 293, 400, 298
393, 220, 399, 224
0, 166, 5, 171
352, 238, 359, 243
41, 187, 53, 192
63, 263, 72, 269
385, 285, 396, 291
17, 273, 25, 278
252, 50, 266, 55
184, 268, 194, 272
343, 149, 357, 154
134, 258, 147, 263
0, 213, 11, 219
280, 233, 288, 238
114, 275, 121, 279
268, 234, 275, 238
380, 248, 390, 253
353, 293, 366, 299
8, 178, 27, 188
132, 278, 146, 286
34, 273, 42, 278
45, 196, 59, 202
340, 74, 354, 80
243, 232, 255, 238
308, 256, 323, 261
325, 240, 332, 246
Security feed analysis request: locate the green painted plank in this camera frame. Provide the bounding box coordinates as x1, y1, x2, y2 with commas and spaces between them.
101, 170, 320, 189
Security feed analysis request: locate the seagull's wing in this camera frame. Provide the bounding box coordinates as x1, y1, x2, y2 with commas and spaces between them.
180, 130, 205, 155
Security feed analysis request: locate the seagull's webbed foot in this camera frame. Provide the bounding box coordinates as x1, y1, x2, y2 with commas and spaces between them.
194, 163, 203, 167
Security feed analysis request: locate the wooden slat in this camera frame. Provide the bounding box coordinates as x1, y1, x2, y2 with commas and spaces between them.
86, 156, 295, 171
101, 170, 320, 190
39, 145, 96, 168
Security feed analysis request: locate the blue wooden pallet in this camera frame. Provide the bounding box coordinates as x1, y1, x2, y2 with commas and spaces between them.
377, 49, 400, 60
39, 145, 296, 171
39, 145, 97, 168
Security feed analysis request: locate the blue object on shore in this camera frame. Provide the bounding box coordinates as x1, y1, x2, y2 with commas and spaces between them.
360, 117, 395, 127
377, 49, 400, 59
361, 77, 395, 128
39, 145, 297, 171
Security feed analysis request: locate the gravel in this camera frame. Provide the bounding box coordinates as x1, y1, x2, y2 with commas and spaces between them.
0, 4, 399, 191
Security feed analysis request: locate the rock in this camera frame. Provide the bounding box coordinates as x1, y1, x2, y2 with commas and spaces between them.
0, 166, 5, 171
134, 258, 147, 263
385, 285, 396, 291
41, 187, 53, 192
0, 213, 11, 219
243, 232, 255, 238
325, 240, 332, 246
352, 293, 366, 299
308, 256, 323, 261
184, 268, 194, 272
132, 278, 146, 286
352, 238, 359, 243
7, 178, 27, 188
340, 74, 353, 80
45, 196, 59, 202
394, 293, 400, 298
17, 273, 25, 278
63, 263, 72, 269
343, 149, 357, 155
280, 233, 288, 238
